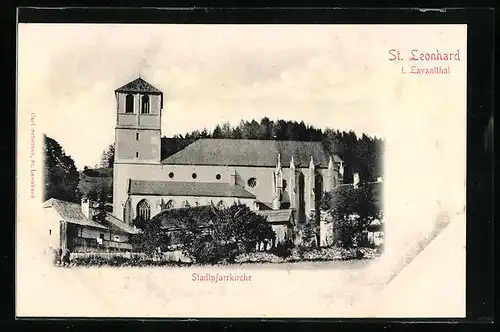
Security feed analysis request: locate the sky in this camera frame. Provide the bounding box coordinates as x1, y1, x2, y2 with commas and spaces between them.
18, 24, 463, 170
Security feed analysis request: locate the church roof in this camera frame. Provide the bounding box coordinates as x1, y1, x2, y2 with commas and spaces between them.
115, 77, 162, 94
161, 139, 342, 168
128, 180, 256, 199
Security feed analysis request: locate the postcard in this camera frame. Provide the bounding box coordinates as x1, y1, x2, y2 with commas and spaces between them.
16, 23, 467, 318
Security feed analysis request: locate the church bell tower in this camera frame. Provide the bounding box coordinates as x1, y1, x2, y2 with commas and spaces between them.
114, 77, 163, 164
113, 77, 163, 219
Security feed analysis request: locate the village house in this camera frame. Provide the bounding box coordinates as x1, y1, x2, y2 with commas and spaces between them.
41, 198, 140, 253
255, 209, 295, 249
319, 173, 384, 247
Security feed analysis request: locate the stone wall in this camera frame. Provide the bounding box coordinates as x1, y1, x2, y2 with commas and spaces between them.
319, 210, 334, 247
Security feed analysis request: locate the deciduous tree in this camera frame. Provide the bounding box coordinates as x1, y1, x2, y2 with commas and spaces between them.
43, 134, 80, 202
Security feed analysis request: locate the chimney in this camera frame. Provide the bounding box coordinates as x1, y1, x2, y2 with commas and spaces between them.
353, 172, 360, 188
81, 198, 91, 219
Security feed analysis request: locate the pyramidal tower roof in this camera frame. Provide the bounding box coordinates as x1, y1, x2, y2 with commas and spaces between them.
115, 77, 162, 94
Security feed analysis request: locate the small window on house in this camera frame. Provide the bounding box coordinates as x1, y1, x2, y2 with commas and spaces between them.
192, 173, 197, 179
215, 174, 221, 180
114, 235, 120, 242
125, 94, 134, 113
169, 172, 174, 178
99, 234, 105, 240
136, 133, 140, 140
282, 180, 287, 189
247, 177, 257, 188
141, 95, 150, 114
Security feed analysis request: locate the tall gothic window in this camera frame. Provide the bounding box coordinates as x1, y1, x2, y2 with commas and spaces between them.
165, 199, 175, 210
137, 199, 151, 221
125, 94, 134, 113
315, 174, 324, 200
141, 95, 150, 114
298, 173, 305, 202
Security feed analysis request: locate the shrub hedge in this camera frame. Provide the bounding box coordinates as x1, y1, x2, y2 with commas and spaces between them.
59, 247, 381, 267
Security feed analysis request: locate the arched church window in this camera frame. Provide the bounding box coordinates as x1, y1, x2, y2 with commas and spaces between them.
137, 199, 151, 221
216, 200, 226, 210
298, 173, 305, 202
315, 174, 324, 200
125, 94, 134, 113
163, 199, 175, 210
141, 95, 150, 114
247, 177, 257, 188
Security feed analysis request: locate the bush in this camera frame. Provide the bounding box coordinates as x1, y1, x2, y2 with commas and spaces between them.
234, 252, 284, 264
268, 240, 294, 258
67, 254, 190, 267
61, 249, 70, 265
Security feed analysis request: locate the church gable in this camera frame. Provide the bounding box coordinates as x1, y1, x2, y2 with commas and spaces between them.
115, 77, 162, 94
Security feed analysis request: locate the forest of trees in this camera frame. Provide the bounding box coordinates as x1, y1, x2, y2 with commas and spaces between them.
43, 118, 384, 204
43, 134, 80, 203
161, 117, 384, 183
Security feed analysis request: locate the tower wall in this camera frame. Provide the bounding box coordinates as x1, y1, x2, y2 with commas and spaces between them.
113, 79, 163, 218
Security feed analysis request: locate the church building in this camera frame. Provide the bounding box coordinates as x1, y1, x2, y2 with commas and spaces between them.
112, 78, 344, 239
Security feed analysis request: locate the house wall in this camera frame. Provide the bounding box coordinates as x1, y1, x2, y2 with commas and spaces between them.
41, 207, 62, 251
79, 226, 107, 240
320, 210, 334, 247
75, 225, 130, 243
271, 223, 293, 244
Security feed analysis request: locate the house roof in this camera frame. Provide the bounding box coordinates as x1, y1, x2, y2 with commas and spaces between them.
161, 138, 343, 168
42, 198, 108, 230
42, 198, 139, 234
115, 77, 162, 94
128, 180, 256, 199
105, 213, 141, 235
255, 209, 294, 224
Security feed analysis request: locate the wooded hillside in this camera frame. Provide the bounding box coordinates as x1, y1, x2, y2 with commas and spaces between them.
162, 117, 384, 183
